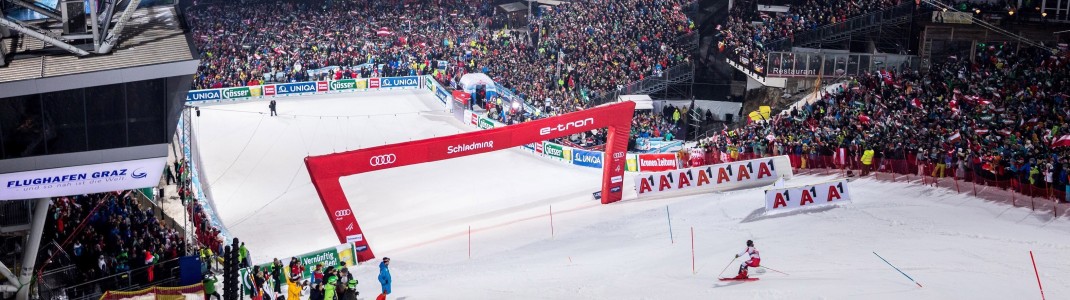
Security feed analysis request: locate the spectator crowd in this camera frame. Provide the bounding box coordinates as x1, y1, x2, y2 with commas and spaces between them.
188, 0, 697, 148
692, 42, 1070, 199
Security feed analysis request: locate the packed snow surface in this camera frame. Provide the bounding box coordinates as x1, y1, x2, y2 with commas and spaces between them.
195, 90, 1070, 299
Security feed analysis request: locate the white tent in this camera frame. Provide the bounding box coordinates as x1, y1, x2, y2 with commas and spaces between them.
618, 94, 654, 110
459, 73, 495, 89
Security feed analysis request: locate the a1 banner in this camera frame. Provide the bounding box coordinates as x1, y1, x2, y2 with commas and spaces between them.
264, 85, 276, 96
637, 153, 677, 172
316, 81, 329, 92
635, 157, 779, 197
764, 179, 852, 212
369, 78, 381, 89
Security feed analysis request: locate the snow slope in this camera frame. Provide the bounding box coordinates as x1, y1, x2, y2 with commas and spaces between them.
195, 90, 1070, 299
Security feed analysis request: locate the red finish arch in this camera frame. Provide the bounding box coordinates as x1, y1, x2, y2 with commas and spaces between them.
305, 101, 635, 262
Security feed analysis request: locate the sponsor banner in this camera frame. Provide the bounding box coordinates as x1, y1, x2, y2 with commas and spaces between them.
635, 157, 779, 197
765, 179, 852, 212
572, 148, 603, 168
222, 87, 252, 100
368, 78, 381, 89
463, 110, 477, 126
250, 86, 263, 97
355, 79, 368, 89
435, 87, 450, 104
522, 143, 535, 152
264, 84, 276, 96
637, 153, 677, 172
186, 89, 221, 102
329, 79, 361, 91
238, 242, 358, 294
543, 142, 565, 159
535, 142, 544, 154
626, 154, 639, 172
381, 76, 420, 88
932, 11, 972, 24
426, 77, 436, 92
1, 157, 166, 200
317, 81, 329, 92
477, 117, 496, 129
275, 82, 318, 95
453, 90, 471, 106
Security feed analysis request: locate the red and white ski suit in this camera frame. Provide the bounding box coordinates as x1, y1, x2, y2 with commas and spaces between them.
738, 246, 760, 269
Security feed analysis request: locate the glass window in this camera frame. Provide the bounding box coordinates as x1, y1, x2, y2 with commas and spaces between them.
126, 79, 167, 145
0, 94, 45, 159
41, 88, 88, 155
85, 83, 128, 150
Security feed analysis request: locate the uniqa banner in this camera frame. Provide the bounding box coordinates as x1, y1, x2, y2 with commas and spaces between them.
571, 148, 603, 168
635, 157, 779, 197
764, 179, 851, 212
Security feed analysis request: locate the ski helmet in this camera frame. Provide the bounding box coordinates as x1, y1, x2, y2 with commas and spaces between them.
746, 240, 754, 247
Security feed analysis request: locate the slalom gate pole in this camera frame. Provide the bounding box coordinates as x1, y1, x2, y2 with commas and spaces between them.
873, 252, 922, 287
691, 227, 695, 274
550, 205, 554, 239
1030, 251, 1046, 300
667, 206, 674, 244
760, 265, 790, 276
718, 257, 736, 278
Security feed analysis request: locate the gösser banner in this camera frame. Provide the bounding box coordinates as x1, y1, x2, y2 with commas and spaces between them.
637, 153, 677, 172
764, 179, 852, 212
0, 157, 167, 200
635, 156, 790, 198
305, 102, 635, 262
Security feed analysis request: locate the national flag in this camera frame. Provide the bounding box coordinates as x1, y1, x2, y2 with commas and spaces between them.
948, 132, 961, 142
858, 114, 871, 124
975, 129, 990, 135
1053, 135, 1070, 148
911, 98, 923, 109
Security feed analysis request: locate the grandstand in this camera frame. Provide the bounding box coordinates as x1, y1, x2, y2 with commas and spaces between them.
1, 0, 1069, 298
1, 1, 207, 299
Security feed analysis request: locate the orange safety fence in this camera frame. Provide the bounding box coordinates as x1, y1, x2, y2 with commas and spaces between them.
99, 283, 204, 300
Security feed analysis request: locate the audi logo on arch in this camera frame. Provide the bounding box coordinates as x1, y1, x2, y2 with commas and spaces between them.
334, 209, 352, 220
369, 154, 397, 166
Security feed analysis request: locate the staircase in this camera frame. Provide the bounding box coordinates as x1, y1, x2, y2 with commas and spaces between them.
588, 62, 694, 106
764, 3, 916, 51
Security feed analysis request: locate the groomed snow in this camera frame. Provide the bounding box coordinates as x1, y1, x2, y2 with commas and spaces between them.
195, 90, 1070, 299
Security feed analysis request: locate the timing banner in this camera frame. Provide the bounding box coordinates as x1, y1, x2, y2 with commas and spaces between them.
764, 179, 852, 212
635, 157, 782, 198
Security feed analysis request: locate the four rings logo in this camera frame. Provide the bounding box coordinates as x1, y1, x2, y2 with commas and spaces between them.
369, 154, 397, 166
539, 118, 594, 135
334, 209, 352, 220
613, 152, 625, 159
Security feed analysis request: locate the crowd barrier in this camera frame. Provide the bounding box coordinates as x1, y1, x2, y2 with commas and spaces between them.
714, 152, 1069, 215
185, 76, 426, 104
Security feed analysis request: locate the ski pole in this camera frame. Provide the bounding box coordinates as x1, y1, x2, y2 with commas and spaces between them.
873, 252, 923, 287
717, 257, 736, 278
760, 265, 790, 276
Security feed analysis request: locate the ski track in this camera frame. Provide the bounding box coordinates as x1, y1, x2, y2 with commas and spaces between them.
195, 90, 1070, 299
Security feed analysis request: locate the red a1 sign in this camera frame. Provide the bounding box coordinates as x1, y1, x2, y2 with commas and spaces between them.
764, 179, 852, 212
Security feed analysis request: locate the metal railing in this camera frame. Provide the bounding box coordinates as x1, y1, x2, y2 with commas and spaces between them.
38, 257, 183, 300
921, 0, 1055, 53
765, 3, 917, 51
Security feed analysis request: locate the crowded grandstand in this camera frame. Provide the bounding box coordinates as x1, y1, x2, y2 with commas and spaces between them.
2, 0, 1070, 299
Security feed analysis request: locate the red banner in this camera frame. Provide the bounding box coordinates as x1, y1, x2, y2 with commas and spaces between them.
637, 153, 678, 172
453, 91, 471, 106
264, 85, 276, 96
369, 78, 381, 89
305, 102, 635, 262
317, 81, 329, 92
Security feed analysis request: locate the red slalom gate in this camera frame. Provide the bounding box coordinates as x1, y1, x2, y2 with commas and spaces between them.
305, 102, 635, 262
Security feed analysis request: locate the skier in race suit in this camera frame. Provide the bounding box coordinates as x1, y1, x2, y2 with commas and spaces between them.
734, 240, 760, 279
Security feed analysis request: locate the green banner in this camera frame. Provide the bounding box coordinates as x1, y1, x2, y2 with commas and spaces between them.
478, 117, 495, 129
330, 79, 359, 91
543, 142, 564, 159
222, 87, 252, 99
237, 243, 357, 294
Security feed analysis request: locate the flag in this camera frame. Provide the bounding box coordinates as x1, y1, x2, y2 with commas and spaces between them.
948, 132, 961, 142
975, 129, 990, 135
911, 98, 923, 109
858, 114, 871, 124
1053, 135, 1070, 148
